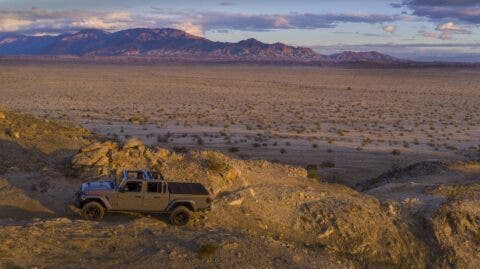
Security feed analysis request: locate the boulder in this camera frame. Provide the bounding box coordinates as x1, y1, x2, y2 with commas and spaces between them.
123, 138, 145, 150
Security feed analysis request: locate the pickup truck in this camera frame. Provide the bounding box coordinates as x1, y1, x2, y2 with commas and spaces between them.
74, 170, 212, 225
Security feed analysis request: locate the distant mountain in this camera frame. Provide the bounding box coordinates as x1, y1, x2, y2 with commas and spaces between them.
0, 28, 404, 64
327, 51, 402, 64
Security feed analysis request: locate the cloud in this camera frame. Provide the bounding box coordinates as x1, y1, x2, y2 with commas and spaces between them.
419, 30, 445, 39
436, 21, 470, 32
383, 24, 397, 33
0, 7, 412, 35
0, 17, 32, 32
404, 0, 480, 7
399, 0, 480, 23
171, 21, 204, 36
0, 8, 136, 34
420, 21, 471, 39
149, 8, 409, 34
219, 2, 235, 6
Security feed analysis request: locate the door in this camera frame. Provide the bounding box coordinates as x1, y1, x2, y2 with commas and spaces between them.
107, 181, 144, 211
142, 181, 170, 212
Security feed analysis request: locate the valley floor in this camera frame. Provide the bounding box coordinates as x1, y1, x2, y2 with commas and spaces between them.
0, 62, 479, 185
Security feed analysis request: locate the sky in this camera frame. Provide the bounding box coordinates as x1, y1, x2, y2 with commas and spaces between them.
0, 0, 479, 61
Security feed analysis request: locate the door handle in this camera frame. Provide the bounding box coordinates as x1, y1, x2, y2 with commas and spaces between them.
135, 195, 141, 198
153, 196, 161, 198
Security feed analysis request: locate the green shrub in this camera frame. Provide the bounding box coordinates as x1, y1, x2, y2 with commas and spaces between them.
173, 146, 188, 153
320, 161, 335, 168
306, 164, 319, 179
391, 149, 401, 156
197, 243, 217, 258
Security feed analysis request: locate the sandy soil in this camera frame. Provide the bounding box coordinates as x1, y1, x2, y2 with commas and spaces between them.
0, 63, 478, 186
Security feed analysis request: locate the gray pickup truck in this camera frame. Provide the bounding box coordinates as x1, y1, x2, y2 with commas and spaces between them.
74, 170, 212, 225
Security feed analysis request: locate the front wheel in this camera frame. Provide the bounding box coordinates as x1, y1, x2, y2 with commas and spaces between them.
82, 201, 105, 221
169, 206, 191, 226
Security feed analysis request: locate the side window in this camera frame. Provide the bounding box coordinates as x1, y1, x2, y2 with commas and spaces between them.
162, 182, 167, 193
124, 181, 142, 192
147, 182, 159, 193
151, 172, 164, 180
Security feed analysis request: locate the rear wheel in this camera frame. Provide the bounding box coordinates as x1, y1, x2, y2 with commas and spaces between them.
82, 201, 105, 221
169, 206, 190, 226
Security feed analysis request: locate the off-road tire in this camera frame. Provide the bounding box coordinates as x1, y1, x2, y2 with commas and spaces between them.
82, 201, 105, 221
170, 206, 191, 226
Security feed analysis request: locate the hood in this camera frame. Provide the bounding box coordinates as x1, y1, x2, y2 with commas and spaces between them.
81, 180, 116, 195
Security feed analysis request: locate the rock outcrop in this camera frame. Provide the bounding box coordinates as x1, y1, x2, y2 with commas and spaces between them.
71, 139, 241, 194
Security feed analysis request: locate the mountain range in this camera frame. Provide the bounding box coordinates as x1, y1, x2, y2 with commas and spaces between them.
0, 28, 404, 64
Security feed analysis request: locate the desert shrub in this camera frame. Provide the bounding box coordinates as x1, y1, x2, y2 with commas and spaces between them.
204, 153, 229, 173
362, 138, 372, 146
446, 145, 458, 151
4, 127, 12, 136
306, 164, 319, 179
320, 161, 335, 168
228, 147, 239, 153
391, 149, 401, 156
157, 134, 167, 143
128, 115, 147, 124
390, 157, 404, 170
172, 146, 188, 153
280, 148, 287, 154
197, 243, 217, 258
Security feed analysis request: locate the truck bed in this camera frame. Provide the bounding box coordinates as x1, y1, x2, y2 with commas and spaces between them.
167, 182, 209, 195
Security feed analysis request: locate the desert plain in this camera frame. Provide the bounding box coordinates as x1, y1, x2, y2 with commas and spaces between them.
1, 62, 479, 184
0, 61, 479, 268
